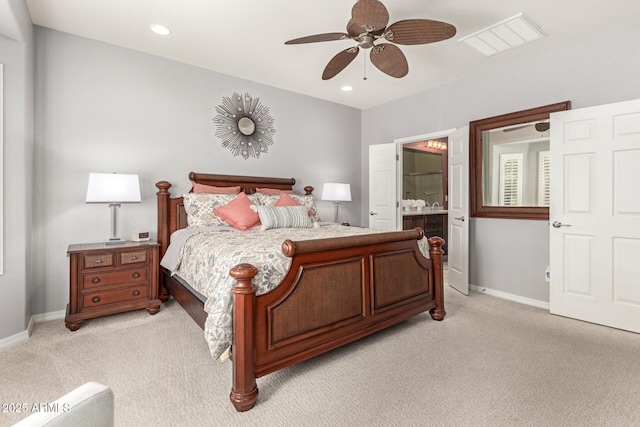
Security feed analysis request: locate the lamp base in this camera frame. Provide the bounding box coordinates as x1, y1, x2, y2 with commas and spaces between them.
105, 237, 126, 245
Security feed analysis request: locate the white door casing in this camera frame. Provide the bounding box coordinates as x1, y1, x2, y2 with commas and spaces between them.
550, 98, 640, 332
448, 127, 470, 295
368, 143, 397, 230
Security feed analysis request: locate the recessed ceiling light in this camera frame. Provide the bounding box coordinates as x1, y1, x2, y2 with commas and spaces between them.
341, 86, 353, 92
150, 24, 171, 36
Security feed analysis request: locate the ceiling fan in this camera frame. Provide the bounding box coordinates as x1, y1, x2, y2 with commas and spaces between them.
284, 0, 456, 80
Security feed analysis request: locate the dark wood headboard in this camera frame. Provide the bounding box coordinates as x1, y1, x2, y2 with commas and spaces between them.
155, 172, 314, 258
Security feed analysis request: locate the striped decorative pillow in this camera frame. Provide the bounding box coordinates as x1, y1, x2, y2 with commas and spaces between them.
252, 205, 313, 231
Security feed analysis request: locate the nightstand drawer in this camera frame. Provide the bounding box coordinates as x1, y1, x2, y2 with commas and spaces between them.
120, 250, 148, 265
83, 286, 149, 308
83, 253, 114, 269
83, 268, 149, 289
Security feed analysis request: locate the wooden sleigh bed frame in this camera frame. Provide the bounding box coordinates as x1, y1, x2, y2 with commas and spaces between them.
156, 172, 445, 412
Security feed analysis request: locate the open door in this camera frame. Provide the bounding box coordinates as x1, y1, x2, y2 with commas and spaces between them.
448, 127, 470, 295
550, 99, 640, 332
368, 143, 397, 230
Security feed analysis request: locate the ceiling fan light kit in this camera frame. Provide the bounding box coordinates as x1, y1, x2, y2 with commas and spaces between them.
285, 0, 456, 80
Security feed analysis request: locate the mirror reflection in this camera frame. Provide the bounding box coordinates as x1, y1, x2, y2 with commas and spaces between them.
482, 120, 550, 207
238, 117, 256, 136
402, 139, 448, 209
470, 101, 570, 220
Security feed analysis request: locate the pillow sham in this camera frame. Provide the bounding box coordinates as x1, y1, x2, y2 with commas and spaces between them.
213, 192, 260, 231
192, 183, 241, 194
183, 193, 236, 227
251, 205, 314, 231
256, 187, 295, 195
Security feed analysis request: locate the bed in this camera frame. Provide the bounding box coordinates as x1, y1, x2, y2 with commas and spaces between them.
156, 172, 446, 412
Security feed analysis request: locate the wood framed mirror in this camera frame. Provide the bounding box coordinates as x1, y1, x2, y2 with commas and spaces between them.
470, 101, 571, 220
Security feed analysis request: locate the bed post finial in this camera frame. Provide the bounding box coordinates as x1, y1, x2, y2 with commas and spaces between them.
427, 236, 446, 321
229, 263, 259, 412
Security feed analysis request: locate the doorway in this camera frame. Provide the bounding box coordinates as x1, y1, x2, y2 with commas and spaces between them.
400, 138, 449, 254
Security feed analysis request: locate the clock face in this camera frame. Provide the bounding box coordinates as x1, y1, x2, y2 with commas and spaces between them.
213, 92, 276, 160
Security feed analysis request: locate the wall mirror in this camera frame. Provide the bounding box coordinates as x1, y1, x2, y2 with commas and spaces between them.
470, 101, 571, 220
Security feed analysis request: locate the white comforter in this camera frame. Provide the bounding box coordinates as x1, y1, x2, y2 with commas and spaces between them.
161, 223, 431, 360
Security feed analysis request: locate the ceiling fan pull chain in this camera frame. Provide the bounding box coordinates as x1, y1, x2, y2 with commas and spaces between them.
363, 54, 368, 80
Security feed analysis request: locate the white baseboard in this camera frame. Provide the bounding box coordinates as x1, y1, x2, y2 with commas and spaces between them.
33, 310, 66, 323
0, 329, 29, 350
470, 284, 550, 310
0, 309, 67, 351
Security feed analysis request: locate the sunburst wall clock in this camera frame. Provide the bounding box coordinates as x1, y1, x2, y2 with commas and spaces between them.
213, 92, 276, 160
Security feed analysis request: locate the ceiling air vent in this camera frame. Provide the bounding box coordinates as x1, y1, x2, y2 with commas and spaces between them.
459, 13, 547, 56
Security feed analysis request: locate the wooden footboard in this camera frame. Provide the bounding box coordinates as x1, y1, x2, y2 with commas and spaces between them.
229, 230, 445, 412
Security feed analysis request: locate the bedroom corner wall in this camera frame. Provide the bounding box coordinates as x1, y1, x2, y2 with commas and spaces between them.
31, 27, 361, 316
361, 22, 640, 303
0, 0, 35, 342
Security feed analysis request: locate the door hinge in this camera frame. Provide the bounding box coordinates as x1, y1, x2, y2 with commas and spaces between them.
396, 154, 399, 161
396, 201, 399, 208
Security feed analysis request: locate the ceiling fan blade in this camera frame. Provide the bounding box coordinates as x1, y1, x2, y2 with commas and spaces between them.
383, 20, 457, 45
285, 32, 350, 45
351, 0, 389, 33
346, 19, 361, 37
322, 48, 360, 80
535, 122, 550, 132
369, 44, 408, 78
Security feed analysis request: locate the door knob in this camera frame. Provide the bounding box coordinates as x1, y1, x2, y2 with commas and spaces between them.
454, 216, 465, 222
369, 211, 378, 216
552, 221, 571, 228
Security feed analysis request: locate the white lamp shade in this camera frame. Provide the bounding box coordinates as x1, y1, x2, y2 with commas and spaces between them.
86, 173, 141, 203
322, 183, 351, 202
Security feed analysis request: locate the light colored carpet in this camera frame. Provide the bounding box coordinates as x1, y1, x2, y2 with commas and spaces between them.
2, 282, 639, 427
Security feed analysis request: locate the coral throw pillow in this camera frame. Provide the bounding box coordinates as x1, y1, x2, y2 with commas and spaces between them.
256, 187, 295, 195
192, 182, 241, 194
213, 192, 260, 231
274, 192, 302, 207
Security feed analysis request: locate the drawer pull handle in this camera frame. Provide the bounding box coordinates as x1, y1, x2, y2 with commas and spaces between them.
130, 256, 138, 261
92, 296, 101, 303
132, 272, 141, 279
133, 290, 140, 296
91, 277, 101, 284
95, 260, 103, 264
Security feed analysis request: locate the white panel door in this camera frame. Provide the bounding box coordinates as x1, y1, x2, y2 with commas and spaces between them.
448, 127, 469, 295
368, 143, 397, 230
550, 98, 640, 332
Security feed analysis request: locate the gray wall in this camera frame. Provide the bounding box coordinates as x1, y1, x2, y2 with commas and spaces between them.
0, 0, 34, 340
361, 22, 640, 303
31, 27, 361, 316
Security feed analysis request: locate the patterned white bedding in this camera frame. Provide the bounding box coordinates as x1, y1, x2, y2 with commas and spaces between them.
161, 223, 431, 360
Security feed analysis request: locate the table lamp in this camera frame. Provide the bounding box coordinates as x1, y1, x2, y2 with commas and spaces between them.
86, 172, 141, 245
321, 182, 351, 224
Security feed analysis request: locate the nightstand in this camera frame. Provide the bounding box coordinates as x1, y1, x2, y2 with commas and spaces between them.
65, 241, 162, 331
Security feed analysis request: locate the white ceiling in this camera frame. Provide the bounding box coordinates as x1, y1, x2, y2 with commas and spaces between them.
25, 0, 640, 109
